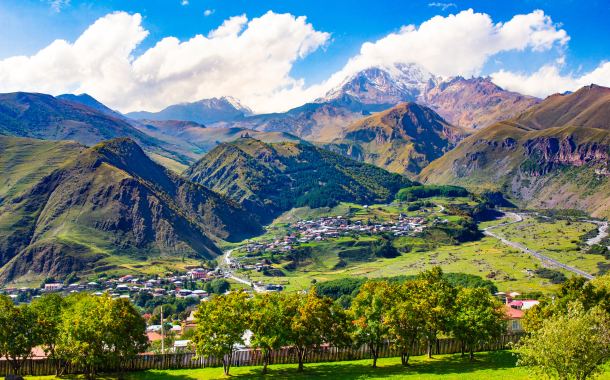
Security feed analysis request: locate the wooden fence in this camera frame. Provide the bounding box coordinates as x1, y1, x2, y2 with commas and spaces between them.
0, 334, 525, 377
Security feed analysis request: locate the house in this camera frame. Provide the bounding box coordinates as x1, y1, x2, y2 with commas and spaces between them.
505, 306, 525, 333
146, 332, 163, 343
44, 283, 63, 292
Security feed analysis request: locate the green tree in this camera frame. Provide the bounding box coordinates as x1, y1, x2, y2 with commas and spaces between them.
192, 290, 251, 376
285, 288, 352, 371
452, 287, 506, 361
56, 293, 148, 380
250, 293, 291, 374
350, 280, 391, 367
203, 282, 213, 294
418, 266, 457, 358
384, 281, 425, 365
0, 295, 40, 374
104, 297, 149, 379
516, 302, 610, 380
31, 294, 68, 375
212, 278, 231, 294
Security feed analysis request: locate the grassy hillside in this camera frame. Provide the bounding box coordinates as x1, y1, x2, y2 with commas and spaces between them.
418, 121, 610, 217
0, 137, 262, 285
0, 92, 198, 171
0, 136, 85, 204
509, 84, 610, 130
320, 103, 468, 179
184, 138, 415, 221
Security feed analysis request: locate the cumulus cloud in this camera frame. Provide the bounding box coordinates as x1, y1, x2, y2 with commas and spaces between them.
492, 59, 610, 97
0, 8, 585, 113
204, 9, 214, 16
0, 11, 330, 113
428, 3, 456, 10
321, 9, 569, 93
182, 0, 188, 5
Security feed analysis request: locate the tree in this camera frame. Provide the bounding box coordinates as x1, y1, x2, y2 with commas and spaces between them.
384, 281, 425, 365
350, 280, 391, 367
104, 297, 149, 379
31, 294, 68, 376
203, 282, 213, 294
56, 293, 148, 380
0, 295, 40, 374
516, 302, 610, 380
418, 266, 457, 358
192, 290, 251, 376
212, 278, 231, 294
452, 287, 506, 361
250, 293, 291, 374
285, 288, 352, 371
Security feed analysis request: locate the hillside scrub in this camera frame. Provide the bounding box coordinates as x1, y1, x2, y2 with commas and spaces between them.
396, 186, 469, 202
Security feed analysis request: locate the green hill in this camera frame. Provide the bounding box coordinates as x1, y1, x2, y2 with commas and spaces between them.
183, 138, 415, 221
0, 137, 262, 285
319, 102, 468, 178
0, 92, 199, 172
0, 136, 85, 204
418, 85, 610, 218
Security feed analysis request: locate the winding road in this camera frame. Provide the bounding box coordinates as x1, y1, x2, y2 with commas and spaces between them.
484, 213, 595, 280
220, 248, 252, 286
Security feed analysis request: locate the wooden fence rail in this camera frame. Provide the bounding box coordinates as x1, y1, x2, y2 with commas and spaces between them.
0, 334, 525, 377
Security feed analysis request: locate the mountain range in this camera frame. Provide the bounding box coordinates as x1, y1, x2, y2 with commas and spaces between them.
0, 136, 262, 285
418, 85, 610, 218
315, 63, 541, 131
320, 102, 467, 178
125, 96, 254, 125
184, 138, 414, 222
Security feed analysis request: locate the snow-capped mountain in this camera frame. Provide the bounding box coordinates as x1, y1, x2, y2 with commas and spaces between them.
315, 63, 437, 112
126, 96, 254, 125
315, 63, 540, 130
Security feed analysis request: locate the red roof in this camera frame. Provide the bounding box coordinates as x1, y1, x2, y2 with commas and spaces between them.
146, 332, 162, 342
504, 306, 524, 320
508, 301, 523, 307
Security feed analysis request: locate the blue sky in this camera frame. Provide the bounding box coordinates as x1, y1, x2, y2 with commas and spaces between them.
0, 0, 608, 112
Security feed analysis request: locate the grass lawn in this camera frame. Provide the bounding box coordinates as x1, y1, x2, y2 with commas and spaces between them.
19, 351, 524, 380
23, 350, 610, 380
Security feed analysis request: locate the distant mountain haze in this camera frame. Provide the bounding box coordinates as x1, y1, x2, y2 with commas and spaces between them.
0, 92, 199, 172
125, 96, 254, 125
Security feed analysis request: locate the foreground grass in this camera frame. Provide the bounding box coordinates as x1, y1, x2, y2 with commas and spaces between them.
18, 350, 582, 380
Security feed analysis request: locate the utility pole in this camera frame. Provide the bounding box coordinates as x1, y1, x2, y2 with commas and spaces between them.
161, 305, 164, 355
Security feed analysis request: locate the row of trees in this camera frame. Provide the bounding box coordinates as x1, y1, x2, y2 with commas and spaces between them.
191, 267, 508, 376
0, 293, 147, 380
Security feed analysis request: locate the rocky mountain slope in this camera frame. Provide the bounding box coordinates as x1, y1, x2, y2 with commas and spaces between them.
418, 85, 610, 218
210, 103, 365, 141
419, 76, 541, 131
183, 138, 415, 222
126, 96, 254, 125
320, 102, 468, 178
56, 93, 136, 126
315, 64, 540, 131
0, 92, 198, 172
0, 137, 262, 285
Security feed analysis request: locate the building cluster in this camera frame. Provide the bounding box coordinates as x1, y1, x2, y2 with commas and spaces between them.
2, 268, 225, 302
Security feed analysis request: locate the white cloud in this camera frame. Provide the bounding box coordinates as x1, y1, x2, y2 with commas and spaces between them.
321, 9, 569, 93
428, 3, 456, 10
204, 9, 214, 16
0, 11, 330, 114
492, 60, 610, 97
43, 0, 70, 12
182, 0, 188, 5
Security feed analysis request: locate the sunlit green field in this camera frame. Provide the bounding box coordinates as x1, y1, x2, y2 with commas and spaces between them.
20, 350, 610, 380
